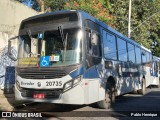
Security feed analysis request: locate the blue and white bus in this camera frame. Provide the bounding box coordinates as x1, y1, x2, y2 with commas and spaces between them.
8, 10, 160, 109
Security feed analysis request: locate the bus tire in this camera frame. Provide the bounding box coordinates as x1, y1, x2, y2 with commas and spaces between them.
97, 82, 115, 109
138, 78, 146, 95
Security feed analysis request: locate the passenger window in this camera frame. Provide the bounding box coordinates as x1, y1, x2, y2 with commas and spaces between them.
103, 31, 117, 60
150, 54, 152, 62
146, 52, 150, 62
142, 50, 147, 63
135, 47, 141, 64
127, 43, 135, 63
117, 38, 127, 61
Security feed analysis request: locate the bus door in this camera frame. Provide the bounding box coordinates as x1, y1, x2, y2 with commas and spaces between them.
151, 61, 158, 77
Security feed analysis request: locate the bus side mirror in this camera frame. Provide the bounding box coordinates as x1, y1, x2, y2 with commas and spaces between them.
7, 36, 18, 61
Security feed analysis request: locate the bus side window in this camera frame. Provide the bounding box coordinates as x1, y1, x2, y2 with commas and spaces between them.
117, 38, 127, 62
127, 43, 135, 63
103, 31, 117, 60
135, 47, 141, 64
146, 52, 150, 62
142, 51, 147, 63
149, 53, 152, 62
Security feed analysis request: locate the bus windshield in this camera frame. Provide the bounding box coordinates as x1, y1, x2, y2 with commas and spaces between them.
18, 28, 82, 67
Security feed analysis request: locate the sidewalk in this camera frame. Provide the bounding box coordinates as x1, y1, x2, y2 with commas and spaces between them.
0, 89, 14, 111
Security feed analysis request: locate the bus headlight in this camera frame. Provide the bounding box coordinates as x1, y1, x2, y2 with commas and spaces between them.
73, 76, 81, 86
63, 76, 82, 92
64, 81, 73, 90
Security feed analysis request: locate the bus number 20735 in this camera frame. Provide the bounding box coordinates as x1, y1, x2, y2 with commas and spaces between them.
46, 81, 62, 86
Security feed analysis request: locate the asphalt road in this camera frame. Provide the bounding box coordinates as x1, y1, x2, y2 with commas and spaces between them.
6, 87, 160, 120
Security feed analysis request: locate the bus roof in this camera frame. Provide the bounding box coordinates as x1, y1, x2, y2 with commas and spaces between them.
21, 10, 78, 23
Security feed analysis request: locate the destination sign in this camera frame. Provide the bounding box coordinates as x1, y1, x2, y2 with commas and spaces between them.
18, 57, 40, 66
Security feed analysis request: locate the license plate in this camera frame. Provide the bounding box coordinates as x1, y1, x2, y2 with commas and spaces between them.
33, 93, 45, 99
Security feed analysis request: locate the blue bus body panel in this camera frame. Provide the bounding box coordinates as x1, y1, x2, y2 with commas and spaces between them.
69, 66, 85, 78
69, 66, 99, 79
84, 66, 99, 79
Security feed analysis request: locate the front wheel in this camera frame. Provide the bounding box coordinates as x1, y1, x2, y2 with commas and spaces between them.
97, 82, 115, 109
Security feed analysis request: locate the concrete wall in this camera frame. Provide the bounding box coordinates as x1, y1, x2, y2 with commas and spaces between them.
0, 0, 38, 35
0, 0, 38, 49
0, 0, 38, 90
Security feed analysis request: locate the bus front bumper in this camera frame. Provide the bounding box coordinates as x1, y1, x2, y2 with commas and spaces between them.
15, 83, 85, 105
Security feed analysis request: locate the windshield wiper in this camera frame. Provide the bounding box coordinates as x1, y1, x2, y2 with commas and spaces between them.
27, 29, 37, 46
58, 26, 68, 61
64, 33, 68, 61
58, 26, 65, 47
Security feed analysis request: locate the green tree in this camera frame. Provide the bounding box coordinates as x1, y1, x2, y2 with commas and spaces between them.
16, 0, 115, 26
108, 0, 160, 56
44, 0, 66, 11
64, 0, 115, 27
150, 31, 160, 56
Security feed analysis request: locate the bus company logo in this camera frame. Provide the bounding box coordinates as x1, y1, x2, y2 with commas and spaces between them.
37, 82, 41, 87
21, 81, 34, 86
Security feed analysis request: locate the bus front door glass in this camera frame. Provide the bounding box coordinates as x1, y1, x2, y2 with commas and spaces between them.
85, 29, 101, 68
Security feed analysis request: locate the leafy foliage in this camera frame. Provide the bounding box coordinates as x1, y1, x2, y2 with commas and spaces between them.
44, 0, 66, 11
15, 0, 114, 26
108, 0, 160, 56
64, 0, 115, 27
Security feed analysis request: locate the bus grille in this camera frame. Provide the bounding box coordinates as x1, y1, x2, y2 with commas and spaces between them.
18, 68, 67, 79
21, 89, 62, 99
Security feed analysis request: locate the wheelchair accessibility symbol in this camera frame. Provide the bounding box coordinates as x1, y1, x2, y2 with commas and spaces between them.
40, 56, 50, 67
